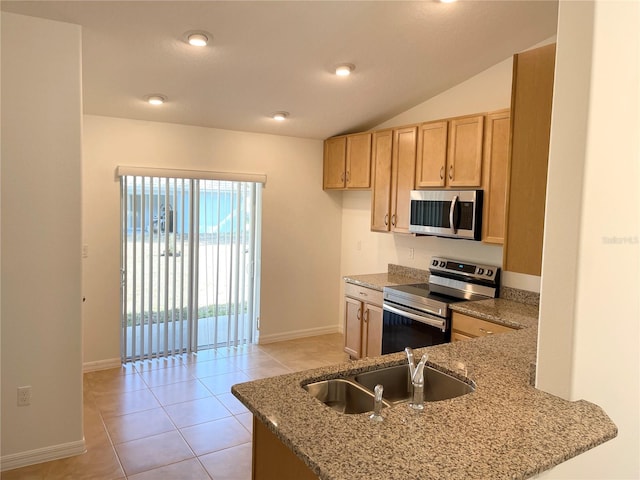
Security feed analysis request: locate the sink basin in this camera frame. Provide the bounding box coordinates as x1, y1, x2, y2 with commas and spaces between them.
354, 364, 474, 404
303, 378, 391, 414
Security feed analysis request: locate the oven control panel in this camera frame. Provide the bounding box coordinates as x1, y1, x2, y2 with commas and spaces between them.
430, 256, 499, 282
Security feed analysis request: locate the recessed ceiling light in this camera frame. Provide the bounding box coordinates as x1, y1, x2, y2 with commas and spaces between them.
187, 32, 209, 47
335, 64, 355, 77
145, 94, 167, 105
440, 0, 457, 3
272, 112, 289, 121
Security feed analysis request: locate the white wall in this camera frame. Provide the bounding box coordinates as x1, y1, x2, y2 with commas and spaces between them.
1, 12, 84, 463
82, 115, 342, 364
538, 1, 639, 478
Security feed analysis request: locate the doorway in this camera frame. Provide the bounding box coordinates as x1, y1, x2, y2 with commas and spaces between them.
120, 175, 261, 362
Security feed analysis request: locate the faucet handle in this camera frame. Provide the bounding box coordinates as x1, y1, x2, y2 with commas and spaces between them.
369, 384, 384, 423
405, 347, 416, 378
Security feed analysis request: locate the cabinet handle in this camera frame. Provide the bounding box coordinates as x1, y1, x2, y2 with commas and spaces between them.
449, 165, 454, 180
356, 308, 362, 320
364, 309, 370, 323
359, 291, 367, 297
341, 172, 345, 183
346, 171, 350, 183
479, 327, 494, 335
391, 214, 396, 227
384, 214, 389, 226
440, 166, 444, 180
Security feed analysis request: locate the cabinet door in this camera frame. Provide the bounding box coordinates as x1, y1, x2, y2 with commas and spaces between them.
482, 110, 511, 244
323, 136, 346, 189
415, 120, 448, 188
346, 133, 372, 189
344, 297, 362, 358
390, 126, 418, 233
503, 43, 556, 276
362, 303, 383, 358
447, 115, 484, 187
370, 130, 394, 232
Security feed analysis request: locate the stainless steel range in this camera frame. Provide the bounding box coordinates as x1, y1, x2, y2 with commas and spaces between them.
381, 256, 500, 354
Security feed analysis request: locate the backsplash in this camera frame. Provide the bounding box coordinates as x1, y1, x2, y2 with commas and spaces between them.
500, 286, 540, 307
387, 264, 430, 282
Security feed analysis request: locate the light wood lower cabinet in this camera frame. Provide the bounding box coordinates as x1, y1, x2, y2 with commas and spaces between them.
252, 417, 319, 480
344, 283, 383, 359
451, 312, 516, 341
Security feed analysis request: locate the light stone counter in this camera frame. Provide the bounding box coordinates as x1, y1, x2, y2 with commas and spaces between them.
232, 295, 616, 480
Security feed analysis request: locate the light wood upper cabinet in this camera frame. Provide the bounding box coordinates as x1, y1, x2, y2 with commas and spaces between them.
503, 43, 556, 276
390, 126, 418, 233
370, 126, 417, 234
345, 133, 372, 188
482, 109, 511, 244
371, 130, 394, 232
323, 136, 347, 189
323, 132, 371, 190
447, 115, 484, 187
415, 115, 484, 189
415, 120, 448, 188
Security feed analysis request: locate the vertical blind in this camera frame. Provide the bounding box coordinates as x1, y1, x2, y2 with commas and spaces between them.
120, 173, 262, 362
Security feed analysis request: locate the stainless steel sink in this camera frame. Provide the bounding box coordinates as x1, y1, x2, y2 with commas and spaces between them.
303, 378, 391, 414
303, 364, 474, 413
354, 364, 474, 404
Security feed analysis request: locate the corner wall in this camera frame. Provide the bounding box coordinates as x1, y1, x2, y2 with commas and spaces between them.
82, 116, 343, 364
1, 12, 84, 466
537, 1, 639, 477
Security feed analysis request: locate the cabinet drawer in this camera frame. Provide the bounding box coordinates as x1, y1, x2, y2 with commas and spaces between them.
451, 312, 516, 338
344, 283, 383, 306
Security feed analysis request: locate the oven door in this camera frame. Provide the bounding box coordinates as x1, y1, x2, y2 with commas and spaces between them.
381, 303, 450, 355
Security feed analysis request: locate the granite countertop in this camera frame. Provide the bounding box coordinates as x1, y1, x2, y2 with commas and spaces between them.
342, 272, 425, 291
450, 298, 540, 330
232, 297, 617, 480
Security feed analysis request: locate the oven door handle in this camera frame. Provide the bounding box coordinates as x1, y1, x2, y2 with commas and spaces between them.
383, 303, 447, 332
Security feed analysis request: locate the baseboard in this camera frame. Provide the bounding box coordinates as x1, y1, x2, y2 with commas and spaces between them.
83, 357, 121, 373
1, 439, 86, 472
258, 325, 340, 345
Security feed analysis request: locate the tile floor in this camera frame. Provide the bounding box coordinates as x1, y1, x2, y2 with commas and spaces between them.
1, 334, 349, 480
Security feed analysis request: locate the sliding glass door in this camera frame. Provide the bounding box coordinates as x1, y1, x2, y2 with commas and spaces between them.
120, 175, 261, 362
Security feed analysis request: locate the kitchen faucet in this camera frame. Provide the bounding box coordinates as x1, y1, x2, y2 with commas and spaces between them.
405, 347, 427, 411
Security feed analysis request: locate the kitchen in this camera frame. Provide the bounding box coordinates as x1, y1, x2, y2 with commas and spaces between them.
1, 1, 638, 479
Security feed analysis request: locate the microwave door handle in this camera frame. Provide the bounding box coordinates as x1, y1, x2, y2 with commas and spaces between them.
449, 195, 458, 234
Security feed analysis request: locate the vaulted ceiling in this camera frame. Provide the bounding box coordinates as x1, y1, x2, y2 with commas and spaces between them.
1, 1, 558, 139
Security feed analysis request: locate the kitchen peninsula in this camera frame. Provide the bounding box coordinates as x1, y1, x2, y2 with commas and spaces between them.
232, 294, 617, 480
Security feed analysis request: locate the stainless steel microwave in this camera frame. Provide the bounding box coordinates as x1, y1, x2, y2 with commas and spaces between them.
408, 189, 483, 240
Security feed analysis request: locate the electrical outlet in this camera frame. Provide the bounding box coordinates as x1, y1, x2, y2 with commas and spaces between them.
409, 248, 415, 259
18, 386, 31, 406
